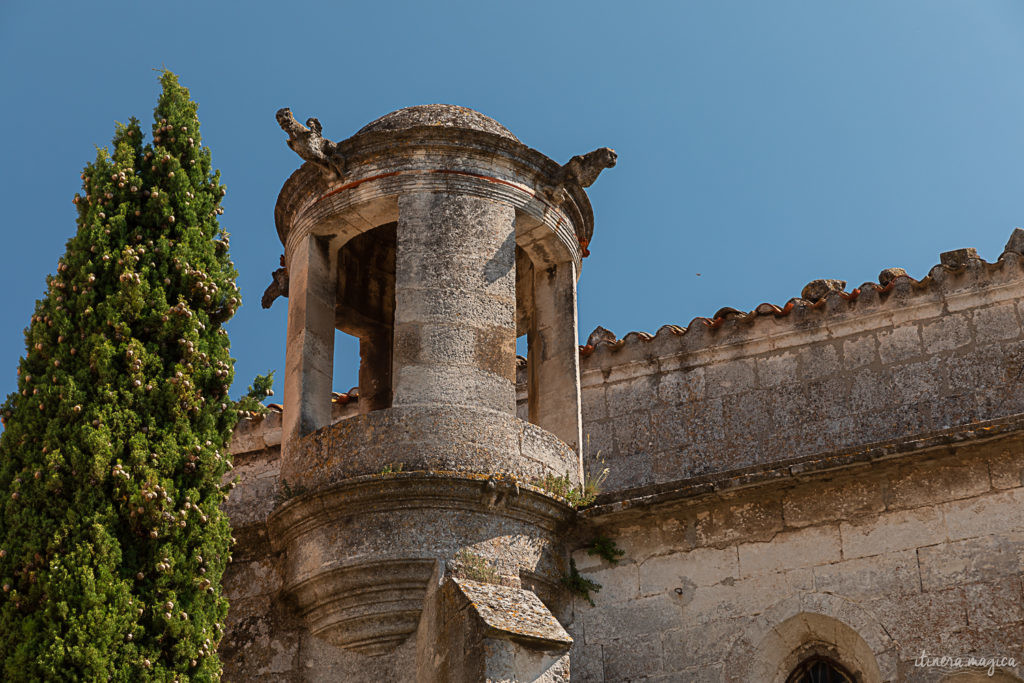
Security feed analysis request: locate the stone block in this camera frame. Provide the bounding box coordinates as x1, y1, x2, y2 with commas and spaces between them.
988, 445, 1024, 489
649, 404, 695, 453
888, 357, 944, 406
600, 633, 663, 681
705, 358, 757, 394
610, 411, 655, 456
656, 365, 705, 404
595, 519, 679, 565
785, 567, 815, 591
933, 623, 1024, 675
943, 343, 1015, 400
756, 351, 798, 388
395, 287, 515, 328
221, 602, 301, 679
940, 247, 978, 268
877, 325, 923, 365
694, 497, 784, 548
866, 587, 968, 654
582, 594, 680, 644
848, 367, 894, 415
638, 546, 739, 594
842, 334, 879, 369
1004, 227, 1024, 254
941, 488, 1024, 542
879, 267, 907, 286
797, 342, 842, 382
782, 475, 886, 528
585, 563, 639, 605
921, 313, 972, 353
918, 535, 1023, 592
811, 549, 920, 600
683, 572, 794, 622
581, 384, 609, 422
887, 457, 991, 510
840, 506, 946, 559
570, 642, 604, 682
801, 279, 846, 302
722, 389, 776, 433
965, 577, 1024, 629
973, 304, 1022, 343
605, 374, 658, 412
601, 450, 658, 492
737, 525, 841, 577
660, 618, 747, 673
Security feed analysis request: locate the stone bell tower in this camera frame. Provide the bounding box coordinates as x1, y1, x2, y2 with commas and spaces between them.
267, 104, 614, 680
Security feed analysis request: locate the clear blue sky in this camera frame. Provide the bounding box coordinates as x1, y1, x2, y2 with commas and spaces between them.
2, 1, 1023, 401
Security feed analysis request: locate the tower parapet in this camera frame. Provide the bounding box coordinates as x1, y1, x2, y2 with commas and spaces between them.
267, 104, 614, 665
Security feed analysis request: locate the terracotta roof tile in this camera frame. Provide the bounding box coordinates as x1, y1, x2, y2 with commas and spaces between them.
579, 233, 1024, 360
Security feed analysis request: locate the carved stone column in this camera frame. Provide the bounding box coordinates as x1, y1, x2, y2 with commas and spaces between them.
392, 192, 517, 413
528, 259, 584, 468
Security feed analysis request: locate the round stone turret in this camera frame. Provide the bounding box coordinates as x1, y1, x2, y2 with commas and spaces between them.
267, 104, 615, 657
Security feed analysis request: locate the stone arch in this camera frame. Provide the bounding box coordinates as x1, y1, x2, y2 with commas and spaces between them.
725, 592, 898, 682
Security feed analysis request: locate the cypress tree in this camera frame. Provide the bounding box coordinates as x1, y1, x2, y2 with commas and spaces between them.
0, 71, 241, 680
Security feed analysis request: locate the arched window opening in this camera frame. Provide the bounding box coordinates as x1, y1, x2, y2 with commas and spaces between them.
335, 222, 396, 414
786, 655, 856, 683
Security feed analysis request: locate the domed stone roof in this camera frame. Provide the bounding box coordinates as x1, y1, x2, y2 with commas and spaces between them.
356, 104, 518, 141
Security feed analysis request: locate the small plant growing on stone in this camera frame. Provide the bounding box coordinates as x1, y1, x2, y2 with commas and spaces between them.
582, 465, 609, 503
379, 462, 404, 475
532, 472, 600, 508
561, 558, 601, 606
454, 549, 500, 584
587, 534, 625, 565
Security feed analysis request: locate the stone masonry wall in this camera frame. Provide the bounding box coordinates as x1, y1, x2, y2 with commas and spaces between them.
566, 432, 1024, 682
579, 245, 1024, 492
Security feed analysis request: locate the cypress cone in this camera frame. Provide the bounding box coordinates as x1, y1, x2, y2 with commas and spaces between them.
0, 71, 245, 680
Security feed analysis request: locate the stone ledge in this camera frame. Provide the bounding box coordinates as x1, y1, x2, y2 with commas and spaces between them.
453, 578, 572, 650
282, 404, 580, 492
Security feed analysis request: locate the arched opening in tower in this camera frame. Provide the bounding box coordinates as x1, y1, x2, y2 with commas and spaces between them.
335, 222, 396, 413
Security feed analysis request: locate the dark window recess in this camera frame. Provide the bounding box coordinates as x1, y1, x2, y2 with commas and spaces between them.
785, 656, 855, 683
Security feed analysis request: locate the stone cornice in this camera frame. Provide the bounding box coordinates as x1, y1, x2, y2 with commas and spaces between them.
275, 126, 593, 267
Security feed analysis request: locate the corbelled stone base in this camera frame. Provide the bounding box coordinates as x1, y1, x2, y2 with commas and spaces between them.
269, 472, 575, 656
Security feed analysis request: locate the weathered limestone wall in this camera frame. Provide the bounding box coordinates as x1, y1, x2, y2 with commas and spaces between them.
580, 246, 1024, 492
567, 431, 1024, 682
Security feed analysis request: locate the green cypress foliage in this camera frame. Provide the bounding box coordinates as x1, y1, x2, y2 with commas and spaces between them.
0, 72, 240, 680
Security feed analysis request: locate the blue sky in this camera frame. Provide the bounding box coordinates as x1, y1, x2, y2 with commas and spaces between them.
2, 1, 1023, 400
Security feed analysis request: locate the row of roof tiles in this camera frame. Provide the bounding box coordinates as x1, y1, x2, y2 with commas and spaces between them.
578, 232, 1024, 358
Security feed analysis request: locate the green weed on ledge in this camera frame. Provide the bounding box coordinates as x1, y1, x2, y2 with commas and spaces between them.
532, 466, 609, 508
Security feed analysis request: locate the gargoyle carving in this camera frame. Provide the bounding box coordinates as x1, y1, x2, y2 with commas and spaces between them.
261, 255, 289, 309
542, 147, 617, 205
276, 108, 346, 177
